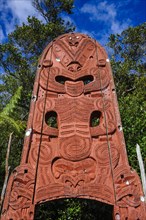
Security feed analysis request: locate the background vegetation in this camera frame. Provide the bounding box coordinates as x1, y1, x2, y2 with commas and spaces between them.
0, 0, 145, 218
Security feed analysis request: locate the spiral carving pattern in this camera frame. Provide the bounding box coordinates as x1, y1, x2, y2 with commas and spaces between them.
2, 33, 145, 220
59, 136, 91, 161
95, 143, 120, 168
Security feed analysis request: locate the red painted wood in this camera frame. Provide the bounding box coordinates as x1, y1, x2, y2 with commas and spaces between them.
1, 33, 145, 220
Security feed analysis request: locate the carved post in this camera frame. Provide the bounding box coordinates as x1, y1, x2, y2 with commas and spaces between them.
136, 144, 146, 200
1, 33, 146, 220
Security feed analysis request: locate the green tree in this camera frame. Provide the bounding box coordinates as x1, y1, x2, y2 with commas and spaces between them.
108, 22, 146, 170
0, 86, 25, 133
0, 86, 25, 193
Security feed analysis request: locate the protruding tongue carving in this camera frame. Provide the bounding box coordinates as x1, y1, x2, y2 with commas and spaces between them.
65, 81, 84, 97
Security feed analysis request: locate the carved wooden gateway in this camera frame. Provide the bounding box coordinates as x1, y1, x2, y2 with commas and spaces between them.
1, 33, 146, 219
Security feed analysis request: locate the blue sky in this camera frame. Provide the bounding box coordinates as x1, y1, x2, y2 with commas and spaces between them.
0, 0, 146, 47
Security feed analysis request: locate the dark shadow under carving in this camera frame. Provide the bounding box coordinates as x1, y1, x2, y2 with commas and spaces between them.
90, 111, 101, 127
34, 198, 113, 220
45, 111, 58, 128
55, 75, 94, 85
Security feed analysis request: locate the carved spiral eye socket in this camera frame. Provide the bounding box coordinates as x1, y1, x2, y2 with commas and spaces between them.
90, 111, 101, 127
45, 111, 58, 128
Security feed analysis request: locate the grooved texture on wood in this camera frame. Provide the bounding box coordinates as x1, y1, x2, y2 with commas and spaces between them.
1, 33, 146, 220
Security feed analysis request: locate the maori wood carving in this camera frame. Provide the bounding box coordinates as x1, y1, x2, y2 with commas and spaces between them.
1, 33, 146, 219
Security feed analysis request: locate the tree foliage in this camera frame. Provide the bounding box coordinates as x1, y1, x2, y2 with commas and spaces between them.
108, 22, 146, 170
0, 86, 25, 134
32, 0, 74, 23
0, 86, 25, 193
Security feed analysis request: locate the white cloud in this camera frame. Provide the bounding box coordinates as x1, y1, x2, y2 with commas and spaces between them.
80, 1, 116, 22
79, 1, 132, 56
7, 0, 39, 24
7, 0, 43, 24
80, 1, 131, 35
117, 0, 139, 7
111, 20, 130, 34
0, 0, 44, 43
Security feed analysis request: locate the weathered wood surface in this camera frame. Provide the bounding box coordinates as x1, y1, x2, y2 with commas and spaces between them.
1, 33, 146, 220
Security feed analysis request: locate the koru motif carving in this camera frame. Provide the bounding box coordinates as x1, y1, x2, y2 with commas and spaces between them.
1, 33, 145, 219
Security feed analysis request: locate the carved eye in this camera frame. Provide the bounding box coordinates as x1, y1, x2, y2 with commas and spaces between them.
45, 111, 58, 128
55, 75, 94, 85
55, 76, 70, 85
90, 111, 101, 127
78, 75, 94, 85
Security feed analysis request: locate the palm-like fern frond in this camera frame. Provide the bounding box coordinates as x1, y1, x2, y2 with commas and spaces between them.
1, 86, 22, 116
0, 86, 25, 134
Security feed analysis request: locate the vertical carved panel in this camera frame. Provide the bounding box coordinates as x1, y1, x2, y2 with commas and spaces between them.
1, 33, 145, 220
